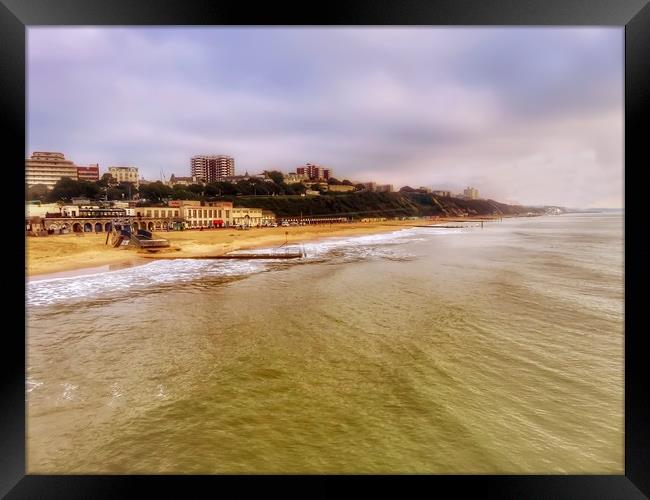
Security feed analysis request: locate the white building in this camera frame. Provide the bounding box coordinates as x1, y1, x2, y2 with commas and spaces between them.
108, 167, 140, 188
463, 186, 480, 200
25, 152, 79, 188
284, 172, 309, 184
190, 155, 235, 182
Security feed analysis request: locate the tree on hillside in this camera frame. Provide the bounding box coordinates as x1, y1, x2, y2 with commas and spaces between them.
139, 181, 172, 202
96, 173, 116, 188
118, 182, 138, 199
46, 177, 101, 202
265, 170, 284, 185
170, 185, 198, 200
327, 177, 342, 185
27, 184, 49, 201
213, 181, 238, 196
204, 182, 221, 197
288, 182, 307, 195
342, 179, 353, 186
187, 183, 204, 196
235, 180, 254, 196
355, 183, 366, 191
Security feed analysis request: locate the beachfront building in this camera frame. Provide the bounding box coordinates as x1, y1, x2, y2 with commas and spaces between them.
26, 202, 62, 218
191, 155, 235, 182
40, 205, 128, 234
463, 186, 480, 200
296, 163, 332, 180
132, 205, 184, 231
375, 184, 394, 193
61, 204, 100, 217
25, 152, 80, 188
280, 216, 348, 225
108, 166, 140, 189
432, 190, 452, 197
182, 201, 233, 228
229, 207, 275, 227
77, 164, 100, 182
26, 201, 58, 235
32, 197, 275, 234
362, 182, 377, 191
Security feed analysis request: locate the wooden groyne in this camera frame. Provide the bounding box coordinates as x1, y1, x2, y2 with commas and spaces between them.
141, 252, 304, 260
195, 253, 303, 260
414, 225, 470, 228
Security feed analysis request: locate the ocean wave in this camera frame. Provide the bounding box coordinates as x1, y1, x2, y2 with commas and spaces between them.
26, 227, 449, 307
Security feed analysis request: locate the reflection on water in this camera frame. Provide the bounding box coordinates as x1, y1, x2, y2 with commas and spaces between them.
27, 214, 624, 473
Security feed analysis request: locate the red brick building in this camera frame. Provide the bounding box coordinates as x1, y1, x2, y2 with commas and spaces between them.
77, 164, 100, 182
296, 163, 331, 180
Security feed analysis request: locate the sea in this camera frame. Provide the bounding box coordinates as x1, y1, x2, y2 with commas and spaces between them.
26, 212, 624, 473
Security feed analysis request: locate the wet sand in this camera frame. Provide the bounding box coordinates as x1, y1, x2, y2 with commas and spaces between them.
26, 220, 435, 278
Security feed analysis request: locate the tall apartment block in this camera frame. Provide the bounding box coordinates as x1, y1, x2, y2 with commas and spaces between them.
25, 152, 79, 188
463, 186, 480, 200
108, 166, 140, 188
191, 155, 235, 183
296, 163, 331, 180
77, 164, 100, 182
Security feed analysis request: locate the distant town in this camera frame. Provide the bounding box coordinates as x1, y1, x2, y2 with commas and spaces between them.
26, 151, 561, 235
26, 151, 483, 200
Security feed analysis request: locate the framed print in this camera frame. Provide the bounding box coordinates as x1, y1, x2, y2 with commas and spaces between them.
2, 0, 648, 498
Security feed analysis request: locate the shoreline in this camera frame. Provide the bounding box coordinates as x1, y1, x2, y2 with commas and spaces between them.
26, 217, 504, 280
26, 220, 419, 279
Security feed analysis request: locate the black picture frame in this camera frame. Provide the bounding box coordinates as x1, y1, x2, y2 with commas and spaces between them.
2, 1, 648, 498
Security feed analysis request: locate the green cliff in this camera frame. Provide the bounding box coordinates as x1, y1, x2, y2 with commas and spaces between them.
227, 192, 547, 219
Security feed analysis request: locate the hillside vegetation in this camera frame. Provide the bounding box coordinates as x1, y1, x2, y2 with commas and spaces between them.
227, 192, 545, 218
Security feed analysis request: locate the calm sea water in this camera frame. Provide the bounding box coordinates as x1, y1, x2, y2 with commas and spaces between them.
26, 213, 624, 473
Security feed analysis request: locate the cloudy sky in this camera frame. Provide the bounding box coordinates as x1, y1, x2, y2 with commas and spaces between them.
28, 27, 623, 208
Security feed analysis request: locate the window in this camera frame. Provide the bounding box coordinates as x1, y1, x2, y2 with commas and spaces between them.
218, 210, 222, 218
175, 210, 179, 217
226, 210, 230, 218
154, 210, 159, 218
146, 210, 152, 217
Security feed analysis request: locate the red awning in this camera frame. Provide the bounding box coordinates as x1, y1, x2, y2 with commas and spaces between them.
213, 219, 224, 224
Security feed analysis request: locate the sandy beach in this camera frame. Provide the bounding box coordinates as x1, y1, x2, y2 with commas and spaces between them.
26, 220, 441, 277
